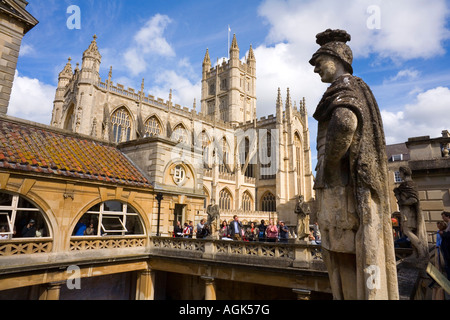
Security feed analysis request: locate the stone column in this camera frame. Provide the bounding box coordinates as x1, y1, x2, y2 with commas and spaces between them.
202, 276, 216, 300
40, 281, 64, 300
135, 268, 155, 300
292, 288, 311, 301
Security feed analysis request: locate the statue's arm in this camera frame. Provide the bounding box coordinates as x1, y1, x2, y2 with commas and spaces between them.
400, 197, 418, 206
324, 107, 357, 184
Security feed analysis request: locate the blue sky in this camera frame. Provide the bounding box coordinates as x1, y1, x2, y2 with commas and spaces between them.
9, 0, 450, 159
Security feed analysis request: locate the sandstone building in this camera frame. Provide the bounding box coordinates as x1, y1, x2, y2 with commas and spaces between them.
386, 130, 450, 243
49, 34, 315, 232
0, 0, 38, 114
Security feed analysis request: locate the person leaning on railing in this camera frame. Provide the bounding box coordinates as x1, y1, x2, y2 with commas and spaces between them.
265, 220, 278, 243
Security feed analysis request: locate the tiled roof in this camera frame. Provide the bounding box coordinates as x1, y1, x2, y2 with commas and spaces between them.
386, 143, 410, 161
0, 118, 151, 188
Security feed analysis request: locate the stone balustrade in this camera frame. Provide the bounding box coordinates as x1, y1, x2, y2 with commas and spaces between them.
70, 235, 147, 252
150, 237, 325, 270
0, 238, 53, 256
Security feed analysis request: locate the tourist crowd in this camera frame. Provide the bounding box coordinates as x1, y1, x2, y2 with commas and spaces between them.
173, 215, 321, 244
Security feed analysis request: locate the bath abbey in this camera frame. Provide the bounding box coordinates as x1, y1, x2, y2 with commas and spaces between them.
49, 34, 315, 231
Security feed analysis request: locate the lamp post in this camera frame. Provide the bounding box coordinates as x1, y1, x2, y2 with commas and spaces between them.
156, 193, 163, 237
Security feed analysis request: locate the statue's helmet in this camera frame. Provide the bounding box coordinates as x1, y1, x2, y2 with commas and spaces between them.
309, 29, 354, 75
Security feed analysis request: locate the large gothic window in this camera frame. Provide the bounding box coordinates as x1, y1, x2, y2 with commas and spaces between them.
260, 131, 276, 180
294, 133, 302, 177
111, 108, 132, 143
239, 137, 255, 178
144, 116, 162, 137
171, 124, 189, 144
64, 104, 76, 132
219, 137, 231, 174
261, 192, 276, 212
199, 131, 211, 169
242, 191, 253, 212
219, 98, 228, 122
219, 189, 233, 211
72, 201, 144, 237
0, 192, 50, 239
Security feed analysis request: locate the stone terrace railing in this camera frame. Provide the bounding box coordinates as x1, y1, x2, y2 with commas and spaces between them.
150, 237, 325, 271
0, 238, 53, 256
70, 235, 147, 252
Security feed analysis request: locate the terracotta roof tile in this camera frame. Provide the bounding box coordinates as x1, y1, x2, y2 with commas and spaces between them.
0, 119, 151, 188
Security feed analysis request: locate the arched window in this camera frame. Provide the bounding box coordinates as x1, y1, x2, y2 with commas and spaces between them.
239, 137, 255, 178
199, 131, 211, 169
219, 189, 233, 211
144, 116, 162, 137
261, 130, 276, 179
294, 133, 302, 177
203, 187, 210, 209
171, 124, 189, 144
111, 108, 132, 143
72, 201, 144, 237
219, 137, 231, 174
219, 98, 228, 122
0, 192, 50, 239
64, 104, 75, 132
261, 192, 276, 212
242, 191, 253, 212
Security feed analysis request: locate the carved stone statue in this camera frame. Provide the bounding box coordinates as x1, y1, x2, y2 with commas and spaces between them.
206, 199, 220, 239
309, 29, 399, 300
394, 167, 429, 265
294, 195, 310, 241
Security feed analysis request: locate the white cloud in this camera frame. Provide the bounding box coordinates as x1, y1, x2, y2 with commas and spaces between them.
252, 43, 326, 117
258, 0, 450, 60
134, 14, 175, 56
123, 14, 175, 76
19, 44, 34, 57
123, 48, 147, 75
149, 70, 201, 109
8, 71, 56, 125
252, 0, 449, 117
381, 86, 450, 144
386, 68, 420, 83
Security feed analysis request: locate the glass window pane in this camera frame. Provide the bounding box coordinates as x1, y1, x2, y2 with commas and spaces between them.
102, 215, 126, 234
0, 193, 13, 206
104, 201, 123, 212
0, 211, 12, 235
17, 197, 39, 210
88, 203, 101, 213
73, 202, 145, 237
73, 213, 99, 236
15, 211, 49, 238
126, 205, 136, 214
125, 215, 144, 235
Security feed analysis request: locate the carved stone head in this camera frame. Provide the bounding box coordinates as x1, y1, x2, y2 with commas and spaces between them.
309, 29, 353, 75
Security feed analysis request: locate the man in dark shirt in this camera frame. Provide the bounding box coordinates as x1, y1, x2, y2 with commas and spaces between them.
279, 221, 289, 243
21, 219, 36, 238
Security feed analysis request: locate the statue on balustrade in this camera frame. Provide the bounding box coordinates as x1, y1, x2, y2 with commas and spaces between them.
294, 195, 310, 241
394, 166, 429, 266
309, 29, 399, 300
206, 199, 220, 239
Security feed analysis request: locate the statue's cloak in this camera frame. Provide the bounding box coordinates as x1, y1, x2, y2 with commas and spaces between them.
314, 74, 399, 300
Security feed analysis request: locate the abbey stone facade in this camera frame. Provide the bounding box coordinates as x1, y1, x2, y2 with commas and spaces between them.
50, 35, 315, 233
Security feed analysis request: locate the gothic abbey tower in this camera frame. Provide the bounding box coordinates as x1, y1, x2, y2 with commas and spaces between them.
201, 34, 257, 126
